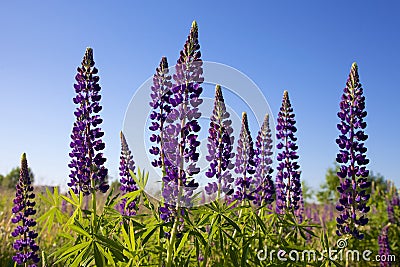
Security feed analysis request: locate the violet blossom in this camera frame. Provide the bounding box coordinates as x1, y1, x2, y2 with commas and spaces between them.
253, 114, 275, 206
11, 153, 40, 266
149, 56, 173, 171
275, 90, 302, 216
335, 63, 370, 239
159, 21, 202, 222
233, 112, 256, 202
378, 226, 391, 267
204, 85, 235, 198
119, 131, 139, 216
68, 47, 109, 195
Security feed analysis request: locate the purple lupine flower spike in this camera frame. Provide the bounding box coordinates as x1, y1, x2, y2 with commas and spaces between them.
378, 226, 391, 267
160, 21, 203, 222
205, 85, 235, 198
275, 91, 302, 216
233, 112, 256, 202
68, 48, 109, 195
335, 63, 370, 240
119, 131, 139, 216
11, 153, 40, 266
149, 57, 172, 170
253, 114, 275, 206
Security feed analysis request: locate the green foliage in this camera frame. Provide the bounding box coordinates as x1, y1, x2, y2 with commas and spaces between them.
301, 181, 313, 203
1, 167, 399, 266
317, 164, 388, 204
1, 166, 35, 189
316, 165, 341, 204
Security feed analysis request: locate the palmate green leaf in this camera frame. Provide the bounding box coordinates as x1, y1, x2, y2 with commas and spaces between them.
190, 229, 207, 248
129, 168, 148, 190
70, 224, 91, 239
37, 187, 68, 234
121, 225, 135, 255
141, 224, 158, 245
95, 234, 126, 259
221, 228, 239, 246
197, 213, 211, 226
97, 242, 116, 266
70, 243, 91, 267
222, 214, 241, 234
94, 241, 106, 267
176, 232, 190, 254
253, 212, 267, 234
54, 241, 91, 265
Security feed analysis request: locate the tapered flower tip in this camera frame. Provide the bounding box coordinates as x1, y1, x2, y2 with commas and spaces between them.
215, 85, 223, 102
120, 131, 128, 144
83, 47, 94, 67
241, 112, 250, 132
191, 20, 198, 31
21, 153, 27, 162
351, 62, 358, 70
242, 112, 248, 123
283, 90, 289, 99
161, 56, 169, 70
263, 114, 269, 124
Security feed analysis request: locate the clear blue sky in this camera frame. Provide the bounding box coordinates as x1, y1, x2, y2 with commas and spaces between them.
0, 1, 399, 191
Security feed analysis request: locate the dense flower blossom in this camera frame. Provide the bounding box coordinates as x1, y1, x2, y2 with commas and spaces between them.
233, 112, 256, 202
149, 56, 173, 170
378, 226, 391, 267
159, 21, 202, 222
253, 114, 275, 206
68, 48, 109, 195
275, 91, 302, 216
11, 153, 40, 266
119, 131, 139, 216
204, 85, 235, 198
335, 63, 370, 240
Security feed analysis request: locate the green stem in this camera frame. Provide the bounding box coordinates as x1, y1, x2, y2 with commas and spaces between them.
91, 179, 97, 236
166, 216, 179, 267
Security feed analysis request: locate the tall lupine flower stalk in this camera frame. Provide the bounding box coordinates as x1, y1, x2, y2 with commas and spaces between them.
335, 63, 370, 239
233, 112, 256, 202
253, 114, 275, 206
205, 85, 235, 200
68, 48, 109, 195
163, 21, 203, 267
161, 21, 203, 221
11, 153, 40, 266
119, 131, 139, 216
275, 90, 302, 218
149, 56, 172, 175
378, 226, 391, 267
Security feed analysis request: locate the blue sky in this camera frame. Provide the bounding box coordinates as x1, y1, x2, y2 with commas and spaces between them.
0, 1, 399, 192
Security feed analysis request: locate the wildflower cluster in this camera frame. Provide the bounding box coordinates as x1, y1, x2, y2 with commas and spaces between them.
68, 47, 109, 195
335, 63, 370, 239
11, 153, 40, 266
275, 91, 302, 215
